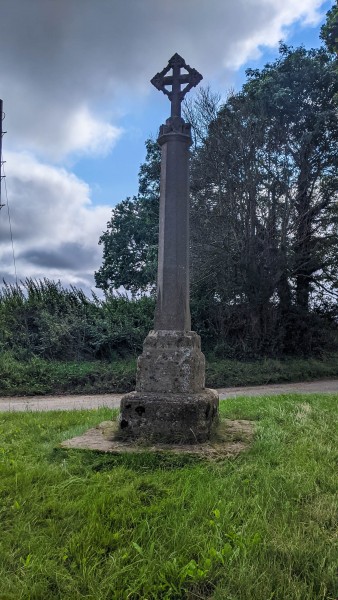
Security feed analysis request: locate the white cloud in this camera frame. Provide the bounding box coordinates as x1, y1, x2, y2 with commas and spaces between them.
0, 152, 111, 289
15, 104, 122, 162
223, 0, 325, 68
61, 106, 122, 160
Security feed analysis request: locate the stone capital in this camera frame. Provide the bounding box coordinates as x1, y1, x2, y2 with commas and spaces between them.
158, 117, 192, 146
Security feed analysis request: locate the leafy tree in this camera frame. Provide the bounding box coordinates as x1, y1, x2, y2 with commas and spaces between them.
95, 140, 160, 294
190, 45, 338, 355
321, 1, 338, 54
95, 45, 338, 357
245, 45, 338, 312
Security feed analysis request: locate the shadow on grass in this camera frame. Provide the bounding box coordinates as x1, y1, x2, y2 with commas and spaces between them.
50, 446, 202, 472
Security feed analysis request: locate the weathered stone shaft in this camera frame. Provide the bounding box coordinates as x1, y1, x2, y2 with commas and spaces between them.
154, 121, 192, 331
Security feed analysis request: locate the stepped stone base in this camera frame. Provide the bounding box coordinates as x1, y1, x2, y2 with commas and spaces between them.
119, 330, 219, 444
118, 389, 219, 444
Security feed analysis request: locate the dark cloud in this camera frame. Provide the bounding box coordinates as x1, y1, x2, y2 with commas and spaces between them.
0, 152, 111, 289
18, 243, 98, 271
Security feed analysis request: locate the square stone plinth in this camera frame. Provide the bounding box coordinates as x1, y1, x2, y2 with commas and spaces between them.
118, 389, 219, 444
136, 330, 205, 394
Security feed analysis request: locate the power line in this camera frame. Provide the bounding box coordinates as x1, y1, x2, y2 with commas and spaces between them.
0, 99, 5, 210
3, 164, 18, 285
0, 99, 18, 285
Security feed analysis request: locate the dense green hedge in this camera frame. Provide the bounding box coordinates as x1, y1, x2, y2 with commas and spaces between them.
1, 279, 337, 367
1, 351, 338, 396
0, 279, 154, 362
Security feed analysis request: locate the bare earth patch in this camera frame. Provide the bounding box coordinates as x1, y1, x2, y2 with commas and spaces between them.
60, 418, 255, 460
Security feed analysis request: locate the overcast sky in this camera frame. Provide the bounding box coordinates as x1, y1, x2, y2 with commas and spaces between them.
0, 0, 332, 293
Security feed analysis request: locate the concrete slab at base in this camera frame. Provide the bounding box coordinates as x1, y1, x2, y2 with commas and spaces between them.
60, 419, 254, 460
119, 388, 219, 443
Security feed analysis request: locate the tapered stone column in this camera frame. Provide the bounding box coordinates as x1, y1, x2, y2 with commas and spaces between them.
154, 117, 191, 331
119, 54, 219, 443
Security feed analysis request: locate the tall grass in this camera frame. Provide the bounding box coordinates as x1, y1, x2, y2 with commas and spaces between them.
0, 279, 154, 361
0, 394, 337, 599
0, 352, 136, 395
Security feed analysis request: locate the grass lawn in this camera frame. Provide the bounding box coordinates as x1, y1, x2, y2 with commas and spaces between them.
0, 394, 337, 599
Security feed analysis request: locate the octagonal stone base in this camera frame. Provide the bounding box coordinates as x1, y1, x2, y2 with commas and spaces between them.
118, 389, 219, 444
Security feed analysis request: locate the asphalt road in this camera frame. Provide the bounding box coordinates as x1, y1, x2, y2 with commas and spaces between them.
0, 379, 337, 412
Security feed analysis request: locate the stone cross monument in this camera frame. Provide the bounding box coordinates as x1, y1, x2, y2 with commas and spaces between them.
119, 54, 219, 443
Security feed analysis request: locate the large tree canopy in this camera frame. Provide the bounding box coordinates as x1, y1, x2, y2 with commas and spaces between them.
190, 45, 338, 354
321, 0, 338, 54
96, 45, 338, 357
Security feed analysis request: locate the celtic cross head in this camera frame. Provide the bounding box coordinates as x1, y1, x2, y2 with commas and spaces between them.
151, 53, 203, 118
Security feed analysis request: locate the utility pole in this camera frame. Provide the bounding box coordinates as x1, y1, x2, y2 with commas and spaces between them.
0, 99, 5, 210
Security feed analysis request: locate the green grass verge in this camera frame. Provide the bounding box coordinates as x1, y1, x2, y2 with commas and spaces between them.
0, 352, 136, 396
0, 394, 337, 599
1, 352, 338, 396
206, 353, 338, 387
